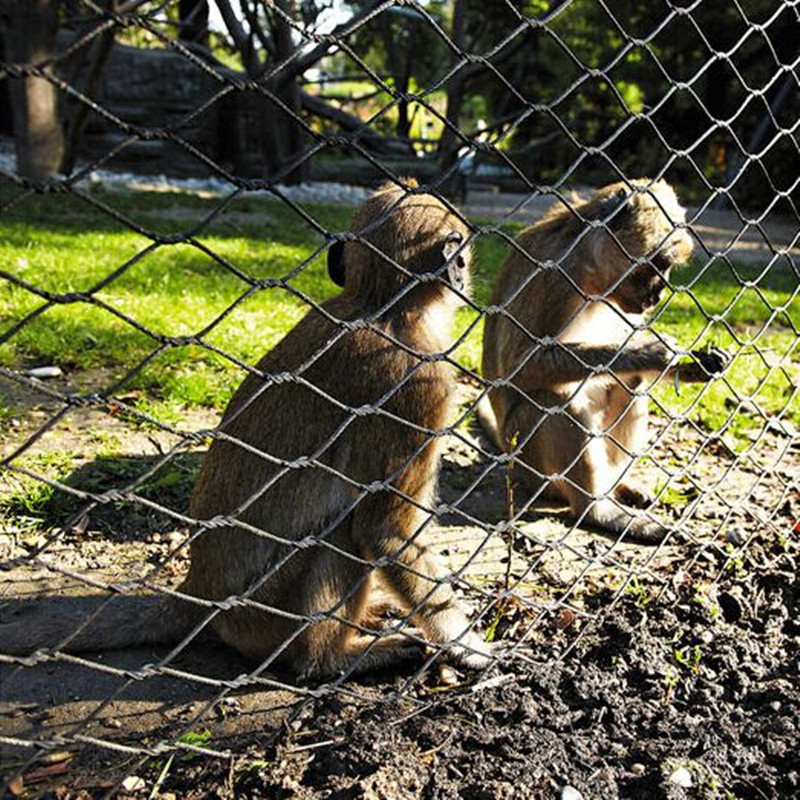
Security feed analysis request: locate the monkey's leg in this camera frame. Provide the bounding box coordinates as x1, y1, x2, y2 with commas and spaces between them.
604, 388, 655, 509
273, 551, 422, 679
503, 398, 568, 506
355, 506, 492, 670
536, 400, 667, 544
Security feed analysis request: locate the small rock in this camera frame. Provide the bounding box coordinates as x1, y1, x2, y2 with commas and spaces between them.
438, 665, 458, 686
105, 718, 122, 729
26, 366, 63, 379
668, 766, 693, 788
725, 528, 746, 546
121, 776, 146, 792
554, 608, 577, 630
630, 763, 646, 776
561, 787, 583, 800
700, 630, 714, 644
21, 535, 44, 550
765, 418, 798, 438
165, 531, 184, 547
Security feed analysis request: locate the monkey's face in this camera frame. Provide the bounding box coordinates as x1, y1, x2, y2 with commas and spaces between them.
437, 230, 471, 299
614, 253, 673, 314
590, 179, 694, 315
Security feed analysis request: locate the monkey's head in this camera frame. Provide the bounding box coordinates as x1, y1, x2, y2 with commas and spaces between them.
327, 183, 471, 311
584, 179, 694, 315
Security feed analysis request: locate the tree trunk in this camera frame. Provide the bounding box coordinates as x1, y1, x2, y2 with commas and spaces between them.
178, 0, 208, 48
262, 0, 306, 184
380, 15, 414, 148
61, 1, 116, 175
438, 0, 467, 197
395, 27, 416, 146
1, 0, 64, 180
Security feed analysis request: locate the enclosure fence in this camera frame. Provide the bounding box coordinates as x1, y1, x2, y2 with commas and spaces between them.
0, 0, 798, 796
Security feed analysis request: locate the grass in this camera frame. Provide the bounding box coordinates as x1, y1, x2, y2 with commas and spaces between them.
0, 181, 797, 450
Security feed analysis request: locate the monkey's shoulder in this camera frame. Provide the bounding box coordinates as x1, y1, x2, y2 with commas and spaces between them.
222, 306, 450, 422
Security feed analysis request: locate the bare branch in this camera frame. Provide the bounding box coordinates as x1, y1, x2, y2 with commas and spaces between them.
214, 0, 258, 74
300, 91, 410, 156
273, 0, 388, 90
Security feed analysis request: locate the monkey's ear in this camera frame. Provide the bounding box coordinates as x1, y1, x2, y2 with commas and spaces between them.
328, 241, 346, 287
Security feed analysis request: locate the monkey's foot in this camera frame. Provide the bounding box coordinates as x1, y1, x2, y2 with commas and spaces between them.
582, 499, 669, 545
361, 602, 409, 630
614, 483, 653, 509
448, 632, 494, 670
323, 633, 425, 679
624, 516, 669, 545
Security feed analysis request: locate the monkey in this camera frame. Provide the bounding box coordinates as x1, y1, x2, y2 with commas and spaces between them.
0, 183, 492, 678
481, 179, 727, 543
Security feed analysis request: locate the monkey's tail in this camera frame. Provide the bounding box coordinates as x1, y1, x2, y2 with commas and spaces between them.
475, 394, 504, 452
0, 591, 206, 656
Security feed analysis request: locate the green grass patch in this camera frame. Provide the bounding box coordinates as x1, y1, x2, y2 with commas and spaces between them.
0, 449, 202, 538
651, 260, 798, 446
0, 184, 796, 452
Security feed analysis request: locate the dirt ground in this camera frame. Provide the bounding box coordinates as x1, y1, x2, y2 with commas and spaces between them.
0, 365, 798, 799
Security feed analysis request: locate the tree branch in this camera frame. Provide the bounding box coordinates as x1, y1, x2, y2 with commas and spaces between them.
300, 91, 410, 155
272, 0, 388, 90
215, 0, 258, 74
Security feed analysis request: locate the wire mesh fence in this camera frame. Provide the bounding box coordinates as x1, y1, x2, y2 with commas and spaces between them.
0, 0, 798, 797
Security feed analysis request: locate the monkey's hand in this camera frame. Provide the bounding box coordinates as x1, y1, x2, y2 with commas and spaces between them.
674, 346, 730, 384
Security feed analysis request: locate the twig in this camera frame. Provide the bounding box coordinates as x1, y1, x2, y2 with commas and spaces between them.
147, 754, 173, 800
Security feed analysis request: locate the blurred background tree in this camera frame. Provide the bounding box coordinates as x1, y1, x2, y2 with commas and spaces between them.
0, 0, 796, 211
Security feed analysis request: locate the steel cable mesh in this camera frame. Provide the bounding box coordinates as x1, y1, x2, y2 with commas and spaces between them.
0, 0, 798, 794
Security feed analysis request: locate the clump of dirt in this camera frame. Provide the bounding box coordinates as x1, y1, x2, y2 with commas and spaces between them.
8, 530, 792, 800
259, 534, 798, 800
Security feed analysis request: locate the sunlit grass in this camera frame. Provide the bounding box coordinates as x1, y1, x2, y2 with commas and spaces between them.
0, 184, 796, 450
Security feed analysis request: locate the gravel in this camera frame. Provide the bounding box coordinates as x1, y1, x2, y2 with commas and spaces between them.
0, 140, 371, 205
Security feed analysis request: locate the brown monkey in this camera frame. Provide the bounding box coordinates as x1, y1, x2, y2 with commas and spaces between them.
481, 179, 725, 543
0, 184, 491, 677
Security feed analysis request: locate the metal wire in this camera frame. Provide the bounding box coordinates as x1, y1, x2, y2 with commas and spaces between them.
0, 0, 798, 795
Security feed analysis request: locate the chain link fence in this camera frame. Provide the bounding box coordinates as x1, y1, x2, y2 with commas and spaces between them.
1, 1, 798, 797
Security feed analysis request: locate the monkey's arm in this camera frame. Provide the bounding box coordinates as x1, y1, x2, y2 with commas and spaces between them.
346, 406, 491, 671
509, 340, 726, 389
353, 491, 491, 669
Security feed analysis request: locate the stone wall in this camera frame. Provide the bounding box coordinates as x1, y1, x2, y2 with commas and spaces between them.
77, 42, 265, 178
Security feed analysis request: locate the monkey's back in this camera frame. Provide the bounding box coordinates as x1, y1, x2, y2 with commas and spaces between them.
186, 297, 453, 603
482, 211, 586, 430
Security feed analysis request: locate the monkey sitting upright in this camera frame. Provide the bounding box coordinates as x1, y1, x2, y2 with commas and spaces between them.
481, 179, 726, 543
1, 184, 491, 677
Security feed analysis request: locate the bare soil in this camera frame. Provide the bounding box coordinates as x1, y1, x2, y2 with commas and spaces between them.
0, 371, 798, 799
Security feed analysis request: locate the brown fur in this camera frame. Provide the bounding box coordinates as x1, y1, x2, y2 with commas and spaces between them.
482, 179, 721, 543
0, 185, 491, 677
